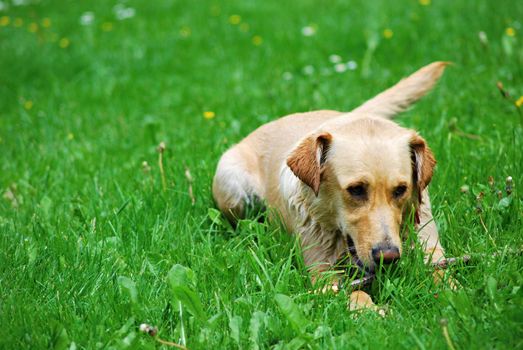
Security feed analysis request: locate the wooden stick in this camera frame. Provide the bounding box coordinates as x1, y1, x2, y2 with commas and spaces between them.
346, 275, 375, 289
140, 323, 188, 349
156, 338, 188, 350
432, 255, 471, 269
345, 254, 471, 289
345, 247, 522, 289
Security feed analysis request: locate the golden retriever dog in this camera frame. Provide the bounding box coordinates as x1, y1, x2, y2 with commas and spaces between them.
212, 62, 449, 311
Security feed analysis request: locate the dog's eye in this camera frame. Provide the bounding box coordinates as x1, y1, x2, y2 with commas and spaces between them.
393, 185, 407, 198
347, 185, 367, 199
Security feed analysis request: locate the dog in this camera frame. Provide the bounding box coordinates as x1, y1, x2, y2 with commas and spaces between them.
212, 62, 449, 311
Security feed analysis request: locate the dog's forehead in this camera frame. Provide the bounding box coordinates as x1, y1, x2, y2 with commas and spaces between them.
328, 135, 413, 185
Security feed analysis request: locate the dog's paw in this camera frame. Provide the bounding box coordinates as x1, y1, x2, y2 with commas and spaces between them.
424, 247, 446, 265
433, 269, 459, 290
320, 283, 340, 294
308, 280, 341, 295
348, 291, 387, 317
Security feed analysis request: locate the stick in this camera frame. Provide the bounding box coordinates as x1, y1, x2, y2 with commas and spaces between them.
345, 254, 472, 289
157, 142, 167, 191
156, 338, 188, 349
139, 323, 188, 349
345, 247, 522, 289
346, 275, 375, 289
184, 166, 196, 205
440, 319, 457, 350
432, 255, 471, 269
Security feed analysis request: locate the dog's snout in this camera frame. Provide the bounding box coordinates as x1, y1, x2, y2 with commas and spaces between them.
371, 244, 400, 264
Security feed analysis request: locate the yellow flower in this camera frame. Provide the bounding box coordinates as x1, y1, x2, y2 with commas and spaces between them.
0, 16, 10, 27
505, 27, 515, 37
515, 96, 523, 108
59, 37, 70, 48
24, 100, 33, 110
203, 111, 215, 119
383, 28, 393, 39
419, 0, 431, 5
229, 14, 241, 25
14, 18, 23, 27
41, 18, 51, 28
28, 22, 38, 33
101, 22, 113, 32
252, 35, 263, 46
180, 26, 191, 38
67, 132, 74, 140
240, 23, 249, 32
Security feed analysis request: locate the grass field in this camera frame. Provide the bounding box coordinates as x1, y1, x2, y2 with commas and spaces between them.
1, 0, 522, 348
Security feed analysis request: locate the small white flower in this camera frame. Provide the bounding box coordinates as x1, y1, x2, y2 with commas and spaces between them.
139, 324, 148, 332
301, 26, 316, 37
329, 54, 342, 63
302, 65, 315, 75
346, 60, 358, 70
282, 71, 293, 81
114, 4, 135, 20
334, 63, 347, 73
478, 31, 488, 45
80, 11, 95, 26
12, 0, 28, 6
123, 8, 135, 19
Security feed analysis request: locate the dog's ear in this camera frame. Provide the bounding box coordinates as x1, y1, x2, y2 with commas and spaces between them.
410, 134, 436, 192
287, 132, 332, 196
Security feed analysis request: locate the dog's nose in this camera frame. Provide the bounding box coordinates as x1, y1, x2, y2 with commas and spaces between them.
372, 245, 400, 265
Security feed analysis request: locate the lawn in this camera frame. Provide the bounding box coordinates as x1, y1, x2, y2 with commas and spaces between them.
1, 0, 522, 348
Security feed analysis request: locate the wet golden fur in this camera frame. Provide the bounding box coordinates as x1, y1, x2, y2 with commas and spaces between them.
213, 62, 449, 311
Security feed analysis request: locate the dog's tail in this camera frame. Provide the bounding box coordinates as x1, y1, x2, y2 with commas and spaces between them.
350, 61, 448, 119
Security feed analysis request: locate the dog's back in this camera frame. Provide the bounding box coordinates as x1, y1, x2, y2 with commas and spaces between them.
213, 62, 448, 222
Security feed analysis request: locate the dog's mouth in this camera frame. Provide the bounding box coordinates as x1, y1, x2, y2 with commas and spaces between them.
345, 235, 375, 274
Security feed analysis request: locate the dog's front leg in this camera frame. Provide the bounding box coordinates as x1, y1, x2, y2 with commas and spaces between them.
418, 190, 445, 264
300, 227, 347, 293
300, 228, 384, 314
349, 291, 385, 316
418, 190, 456, 287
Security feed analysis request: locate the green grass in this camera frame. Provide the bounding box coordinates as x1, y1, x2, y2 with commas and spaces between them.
1, 0, 522, 348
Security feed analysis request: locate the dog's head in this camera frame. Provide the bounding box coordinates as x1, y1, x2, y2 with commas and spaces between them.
287, 117, 436, 269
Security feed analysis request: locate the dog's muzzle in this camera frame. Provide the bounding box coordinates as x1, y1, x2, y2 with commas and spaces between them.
371, 243, 400, 265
